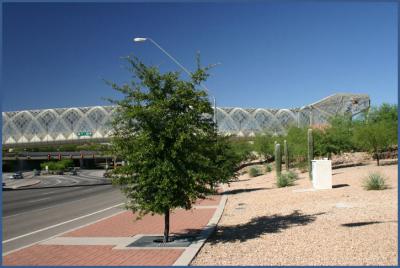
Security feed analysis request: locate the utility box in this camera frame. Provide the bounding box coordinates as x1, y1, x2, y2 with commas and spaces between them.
311, 159, 332, 189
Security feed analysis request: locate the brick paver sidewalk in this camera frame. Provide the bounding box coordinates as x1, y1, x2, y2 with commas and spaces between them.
3, 195, 222, 266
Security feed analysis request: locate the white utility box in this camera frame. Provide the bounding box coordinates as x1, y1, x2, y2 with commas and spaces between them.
311, 159, 332, 189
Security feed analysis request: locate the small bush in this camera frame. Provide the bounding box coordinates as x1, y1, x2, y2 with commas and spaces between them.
265, 164, 272, 173
249, 167, 262, 177
287, 170, 298, 181
363, 172, 387, 190
276, 172, 295, 188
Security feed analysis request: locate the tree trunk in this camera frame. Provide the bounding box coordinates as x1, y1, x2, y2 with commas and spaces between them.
163, 209, 170, 243
376, 153, 380, 166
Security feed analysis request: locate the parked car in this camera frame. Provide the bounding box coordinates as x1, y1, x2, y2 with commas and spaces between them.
8, 172, 23, 179
33, 169, 41, 176
71, 169, 78, 175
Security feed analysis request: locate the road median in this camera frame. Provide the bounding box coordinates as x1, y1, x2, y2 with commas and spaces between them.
3, 179, 41, 190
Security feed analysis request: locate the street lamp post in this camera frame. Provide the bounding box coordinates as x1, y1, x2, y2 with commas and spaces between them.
133, 37, 218, 128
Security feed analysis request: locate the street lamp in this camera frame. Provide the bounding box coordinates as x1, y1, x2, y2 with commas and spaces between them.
133, 37, 218, 127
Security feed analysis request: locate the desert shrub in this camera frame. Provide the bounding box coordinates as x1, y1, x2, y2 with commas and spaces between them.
285, 127, 308, 160
316, 115, 355, 157
265, 164, 272, 173
276, 172, 295, 188
254, 133, 274, 159
229, 138, 254, 162
249, 167, 262, 177
363, 172, 387, 190
295, 160, 308, 173
287, 170, 299, 181
239, 169, 248, 175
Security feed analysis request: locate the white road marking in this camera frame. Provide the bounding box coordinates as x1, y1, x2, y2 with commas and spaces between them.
39, 190, 63, 196
2, 203, 125, 244
2, 209, 126, 256
53, 178, 63, 186
27, 198, 51, 203
79, 188, 97, 194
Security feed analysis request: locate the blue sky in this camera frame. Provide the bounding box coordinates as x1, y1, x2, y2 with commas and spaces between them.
2, 1, 397, 112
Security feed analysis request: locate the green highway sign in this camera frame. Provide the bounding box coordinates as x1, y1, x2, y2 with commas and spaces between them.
77, 131, 93, 137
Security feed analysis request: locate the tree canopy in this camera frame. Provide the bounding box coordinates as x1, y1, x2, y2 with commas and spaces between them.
108, 55, 238, 242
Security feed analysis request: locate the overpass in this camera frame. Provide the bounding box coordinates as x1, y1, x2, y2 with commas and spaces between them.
2, 151, 106, 161
2, 151, 117, 172
2, 93, 370, 148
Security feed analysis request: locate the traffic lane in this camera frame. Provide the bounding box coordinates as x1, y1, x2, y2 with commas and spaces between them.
3, 184, 121, 217
3, 187, 126, 254
3, 206, 125, 254
3, 175, 78, 189
3, 169, 108, 188
64, 174, 110, 184
2, 186, 96, 205
3, 186, 124, 239
78, 169, 106, 177
2, 185, 87, 205
37, 175, 79, 187
18, 173, 110, 188
3, 186, 88, 205
28, 174, 100, 188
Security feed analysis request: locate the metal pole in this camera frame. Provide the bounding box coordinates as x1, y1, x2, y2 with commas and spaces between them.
297, 111, 300, 128
144, 38, 218, 127
213, 96, 217, 128
148, 38, 192, 77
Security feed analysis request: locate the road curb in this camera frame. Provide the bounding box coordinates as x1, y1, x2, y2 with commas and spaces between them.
173, 188, 228, 266
3, 179, 41, 190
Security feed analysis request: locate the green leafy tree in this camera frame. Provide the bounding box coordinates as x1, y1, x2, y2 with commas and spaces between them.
352, 103, 397, 166
367, 103, 397, 124
285, 126, 308, 165
366, 103, 397, 146
108, 55, 237, 243
253, 133, 274, 161
353, 121, 395, 166
314, 115, 355, 157
40, 159, 73, 171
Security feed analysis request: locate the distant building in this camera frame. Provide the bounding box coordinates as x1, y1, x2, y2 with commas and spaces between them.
2, 93, 370, 147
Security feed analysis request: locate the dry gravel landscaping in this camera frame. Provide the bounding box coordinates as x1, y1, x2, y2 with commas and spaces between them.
191, 162, 398, 266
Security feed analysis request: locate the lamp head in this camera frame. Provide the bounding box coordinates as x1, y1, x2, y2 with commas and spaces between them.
133, 37, 147, 42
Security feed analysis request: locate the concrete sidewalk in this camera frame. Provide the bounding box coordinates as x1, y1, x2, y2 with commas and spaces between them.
3, 193, 226, 266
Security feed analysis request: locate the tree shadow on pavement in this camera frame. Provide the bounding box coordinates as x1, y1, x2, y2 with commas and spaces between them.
332, 184, 350, 189
228, 178, 251, 183
207, 210, 325, 244
341, 221, 382, 227
219, 187, 269, 195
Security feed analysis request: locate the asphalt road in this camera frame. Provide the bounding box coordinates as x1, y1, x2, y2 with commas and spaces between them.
3, 169, 110, 189
2, 183, 126, 254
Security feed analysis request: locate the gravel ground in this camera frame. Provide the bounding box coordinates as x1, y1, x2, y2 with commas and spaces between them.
191, 162, 398, 266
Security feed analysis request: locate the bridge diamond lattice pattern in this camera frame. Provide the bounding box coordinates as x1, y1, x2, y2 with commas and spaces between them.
2, 93, 370, 146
